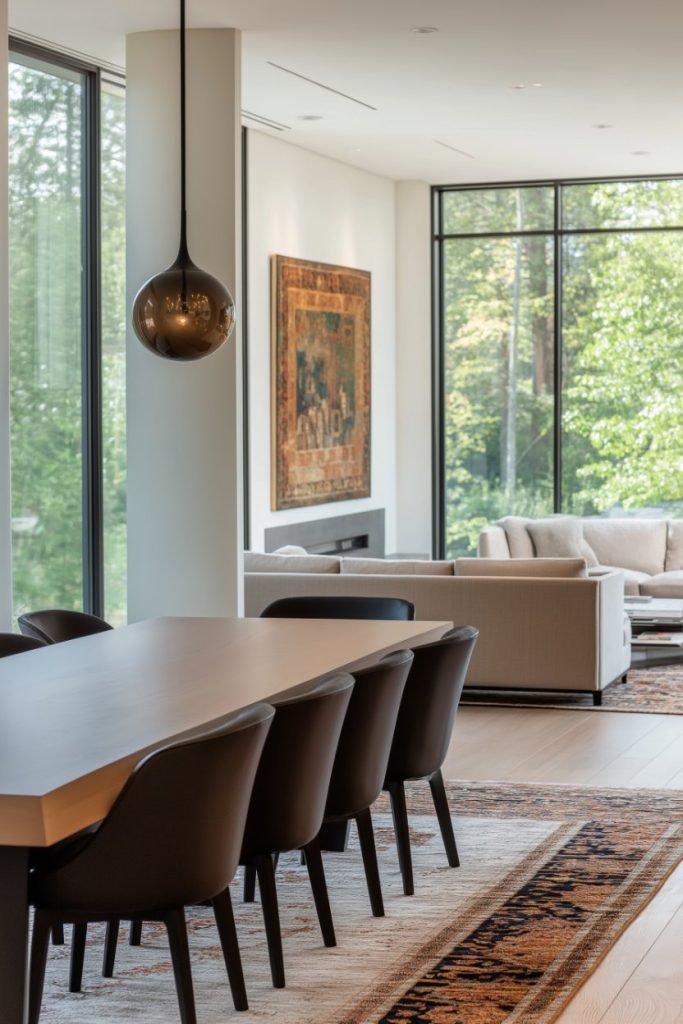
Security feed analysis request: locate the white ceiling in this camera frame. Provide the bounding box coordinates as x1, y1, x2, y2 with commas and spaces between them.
9, 0, 683, 184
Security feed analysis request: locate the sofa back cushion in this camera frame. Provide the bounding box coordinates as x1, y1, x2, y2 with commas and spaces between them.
340, 557, 454, 576
582, 518, 667, 575
526, 518, 598, 566
455, 557, 588, 578
244, 551, 340, 574
496, 516, 535, 558
666, 521, 683, 571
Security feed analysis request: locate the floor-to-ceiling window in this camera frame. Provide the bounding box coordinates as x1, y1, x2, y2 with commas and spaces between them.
9, 44, 126, 622
434, 178, 683, 557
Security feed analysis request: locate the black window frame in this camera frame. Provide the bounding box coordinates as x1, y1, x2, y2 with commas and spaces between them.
9, 37, 126, 617
432, 173, 683, 558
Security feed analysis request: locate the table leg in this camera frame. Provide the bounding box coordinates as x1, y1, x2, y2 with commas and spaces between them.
319, 820, 350, 852
0, 846, 30, 1024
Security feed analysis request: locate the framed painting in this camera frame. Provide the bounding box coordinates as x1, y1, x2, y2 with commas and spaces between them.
271, 255, 371, 510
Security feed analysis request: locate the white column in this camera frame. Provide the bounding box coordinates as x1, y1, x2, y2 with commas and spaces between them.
126, 29, 243, 621
395, 180, 432, 557
0, 1, 11, 628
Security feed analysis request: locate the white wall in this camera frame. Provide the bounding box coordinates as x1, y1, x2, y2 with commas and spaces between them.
0, 1, 10, 628
247, 131, 398, 553
395, 181, 432, 557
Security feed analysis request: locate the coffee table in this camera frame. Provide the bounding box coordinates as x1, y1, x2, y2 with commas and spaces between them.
626, 597, 683, 667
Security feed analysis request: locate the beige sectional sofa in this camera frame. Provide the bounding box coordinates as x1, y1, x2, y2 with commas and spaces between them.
478, 516, 683, 597
244, 551, 630, 704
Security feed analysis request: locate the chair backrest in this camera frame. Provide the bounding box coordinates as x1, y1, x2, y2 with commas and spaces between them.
325, 649, 413, 820
32, 704, 275, 912
385, 626, 479, 783
240, 674, 354, 857
0, 632, 46, 657
260, 595, 415, 621
18, 609, 113, 645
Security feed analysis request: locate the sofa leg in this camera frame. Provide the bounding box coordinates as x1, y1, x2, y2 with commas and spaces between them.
592, 691, 603, 707
621, 673, 628, 684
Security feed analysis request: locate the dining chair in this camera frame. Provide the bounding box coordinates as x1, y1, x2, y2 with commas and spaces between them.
321, 649, 413, 917
383, 625, 479, 896
241, 673, 354, 989
260, 595, 415, 620
18, 609, 113, 645
28, 702, 275, 1024
0, 633, 46, 657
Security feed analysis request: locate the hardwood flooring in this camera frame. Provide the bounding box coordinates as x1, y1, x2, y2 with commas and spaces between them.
444, 706, 683, 1023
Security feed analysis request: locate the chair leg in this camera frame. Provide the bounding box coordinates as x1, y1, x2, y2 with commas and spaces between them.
28, 911, 52, 1024
429, 768, 460, 868
254, 854, 285, 989
165, 908, 197, 1024
302, 837, 336, 947
130, 919, 143, 945
212, 888, 248, 1012
51, 923, 65, 946
355, 809, 384, 917
243, 863, 257, 903
103, 919, 119, 978
387, 780, 414, 896
69, 922, 87, 993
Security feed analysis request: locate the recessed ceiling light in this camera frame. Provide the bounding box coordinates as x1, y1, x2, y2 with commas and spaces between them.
297, 114, 323, 121
593, 123, 613, 129
531, 82, 543, 88
411, 26, 438, 33
632, 150, 649, 155
510, 83, 526, 90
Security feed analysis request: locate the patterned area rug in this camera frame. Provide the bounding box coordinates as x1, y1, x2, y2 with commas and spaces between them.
462, 662, 683, 714
39, 782, 683, 1024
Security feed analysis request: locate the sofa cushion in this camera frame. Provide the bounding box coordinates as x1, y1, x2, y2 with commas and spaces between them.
588, 564, 649, 596
244, 551, 340, 573
581, 518, 667, 575
496, 516, 535, 558
456, 557, 588, 578
665, 522, 683, 571
340, 557, 454, 576
639, 571, 683, 598
526, 518, 598, 566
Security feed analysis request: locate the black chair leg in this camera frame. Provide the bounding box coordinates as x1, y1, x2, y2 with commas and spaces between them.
69, 922, 87, 993
28, 910, 51, 1024
212, 888, 248, 1012
387, 780, 414, 896
130, 919, 143, 945
429, 768, 460, 868
165, 908, 197, 1024
254, 854, 285, 989
302, 837, 336, 947
243, 863, 257, 903
103, 920, 119, 978
51, 923, 65, 946
355, 809, 384, 917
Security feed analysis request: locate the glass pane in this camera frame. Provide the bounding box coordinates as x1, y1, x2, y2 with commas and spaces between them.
442, 185, 554, 235
563, 179, 683, 230
562, 231, 683, 516
9, 57, 85, 617
101, 80, 127, 625
443, 234, 555, 556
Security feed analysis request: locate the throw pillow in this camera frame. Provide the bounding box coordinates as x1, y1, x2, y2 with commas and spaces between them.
526, 518, 598, 566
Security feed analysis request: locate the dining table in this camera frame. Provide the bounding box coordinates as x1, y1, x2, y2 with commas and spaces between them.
0, 614, 451, 1023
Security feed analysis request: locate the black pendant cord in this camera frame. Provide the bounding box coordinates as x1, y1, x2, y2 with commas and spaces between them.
178, 0, 189, 264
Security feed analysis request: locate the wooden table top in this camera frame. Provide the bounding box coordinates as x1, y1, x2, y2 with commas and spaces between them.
0, 616, 450, 847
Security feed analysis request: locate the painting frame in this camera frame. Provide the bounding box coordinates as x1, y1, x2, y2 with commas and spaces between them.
271, 255, 371, 511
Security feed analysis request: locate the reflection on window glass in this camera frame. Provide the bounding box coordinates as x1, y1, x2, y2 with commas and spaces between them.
101, 81, 127, 625
9, 57, 85, 617
442, 186, 554, 235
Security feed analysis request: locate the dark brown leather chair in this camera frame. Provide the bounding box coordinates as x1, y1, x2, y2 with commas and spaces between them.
322, 649, 413, 917
383, 625, 478, 896
28, 703, 275, 1024
260, 595, 415, 620
0, 632, 46, 656
18, 609, 113, 645
241, 673, 354, 989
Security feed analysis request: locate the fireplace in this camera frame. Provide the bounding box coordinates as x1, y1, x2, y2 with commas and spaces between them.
264, 509, 385, 559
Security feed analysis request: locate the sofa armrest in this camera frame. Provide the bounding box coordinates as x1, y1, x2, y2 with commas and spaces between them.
478, 526, 510, 558
596, 570, 630, 686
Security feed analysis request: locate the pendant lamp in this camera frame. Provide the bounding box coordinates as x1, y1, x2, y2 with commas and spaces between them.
131, 0, 236, 360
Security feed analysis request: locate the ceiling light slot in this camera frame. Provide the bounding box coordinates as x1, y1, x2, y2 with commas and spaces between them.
266, 61, 377, 111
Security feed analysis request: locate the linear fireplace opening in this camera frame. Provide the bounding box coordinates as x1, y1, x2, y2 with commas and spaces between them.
264, 509, 384, 559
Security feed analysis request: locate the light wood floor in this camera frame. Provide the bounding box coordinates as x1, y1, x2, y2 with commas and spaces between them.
444, 706, 683, 1024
